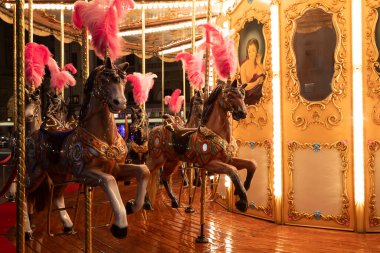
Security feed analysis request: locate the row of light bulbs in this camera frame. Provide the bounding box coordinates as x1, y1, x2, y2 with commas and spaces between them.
4, 1, 209, 10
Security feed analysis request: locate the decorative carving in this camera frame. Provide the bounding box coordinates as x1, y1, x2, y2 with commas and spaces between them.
236, 139, 273, 217
368, 140, 380, 227
287, 140, 350, 226
365, 1, 380, 124
284, 1, 347, 129
232, 7, 272, 128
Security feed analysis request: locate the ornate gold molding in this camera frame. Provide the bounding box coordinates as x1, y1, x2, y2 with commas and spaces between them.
368, 140, 380, 227
365, 1, 380, 124
236, 139, 273, 217
287, 140, 350, 226
284, 1, 347, 129
231, 7, 272, 128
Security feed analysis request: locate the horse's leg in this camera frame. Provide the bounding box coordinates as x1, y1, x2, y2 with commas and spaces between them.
161, 160, 182, 208
203, 160, 248, 212
24, 201, 34, 240
79, 169, 128, 238
144, 154, 167, 210
116, 163, 150, 214
230, 157, 257, 191
180, 163, 189, 187
53, 185, 74, 233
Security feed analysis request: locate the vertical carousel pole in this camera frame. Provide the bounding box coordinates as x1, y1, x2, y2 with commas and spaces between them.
196, 0, 211, 244
182, 50, 186, 121
28, 0, 33, 42
81, 7, 91, 251
161, 54, 164, 116
60, 9, 65, 97
141, 1, 146, 110
15, 0, 26, 251
190, 0, 196, 98
13, 10, 17, 131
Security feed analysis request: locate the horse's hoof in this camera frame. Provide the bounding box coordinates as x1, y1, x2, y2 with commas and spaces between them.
171, 200, 179, 208
126, 200, 135, 214
63, 226, 75, 234
25, 232, 34, 241
244, 181, 251, 191
143, 201, 154, 211
183, 179, 189, 187
110, 224, 128, 239
235, 199, 248, 212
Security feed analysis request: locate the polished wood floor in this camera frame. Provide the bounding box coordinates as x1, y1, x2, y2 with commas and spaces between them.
4, 174, 380, 253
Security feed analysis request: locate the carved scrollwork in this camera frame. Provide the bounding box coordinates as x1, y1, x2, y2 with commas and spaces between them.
368, 140, 380, 227
287, 140, 350, 226
284, 1, 347, 129
236, 139, 273, 217
365, 1, 380, 124
231, 7, 271, 128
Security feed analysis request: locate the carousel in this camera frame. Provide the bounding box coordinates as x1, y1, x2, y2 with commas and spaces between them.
0, 0, 380, 252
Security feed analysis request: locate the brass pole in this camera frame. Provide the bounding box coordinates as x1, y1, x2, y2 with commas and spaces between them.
81, 7, 91, 250
13, 9, 17, 131
190, 0, 196, 97
15, 0, 26, 251
60, 8, 65, 97
204, 0, 211, 100
195, 169, 208, 243
161, 53, 164, 117
141, 0, 145, 110
85, 186, 92, 253
28, 0, 33, 42
182, 50, 186, 121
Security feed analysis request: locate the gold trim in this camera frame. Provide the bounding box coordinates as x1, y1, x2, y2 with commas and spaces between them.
232, 7, 272, 128
365, 1, 380, 124
236, 139, 273, 217
368, 140, 380, 227
287, 140, 350, 226
284, 2, 347, 129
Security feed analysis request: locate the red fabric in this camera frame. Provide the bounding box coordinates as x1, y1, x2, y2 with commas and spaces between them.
0, 202, 16, 252
64, 183, 80, 194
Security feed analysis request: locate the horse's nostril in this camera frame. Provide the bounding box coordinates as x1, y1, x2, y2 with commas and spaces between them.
113, 99, 120, 105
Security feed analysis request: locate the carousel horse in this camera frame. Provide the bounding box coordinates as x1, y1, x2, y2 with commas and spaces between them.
146, 79, 256, 212
25, 58, 150, 240
160, 90, 205, 208
127, 105, 149, 164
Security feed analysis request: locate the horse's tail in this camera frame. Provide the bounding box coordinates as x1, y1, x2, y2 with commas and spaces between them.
27, 172, 52, 213
146, 167, 160, 205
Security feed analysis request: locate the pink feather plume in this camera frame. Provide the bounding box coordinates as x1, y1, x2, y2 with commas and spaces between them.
63, 63, 77, 74
126, 72, 157, 105
25, 42, 52, 88
47, 58, 77, 92
165, 89, 184, 114
199, 23, 237, 81
72, 0, 135, 60
176, 52, 205, 91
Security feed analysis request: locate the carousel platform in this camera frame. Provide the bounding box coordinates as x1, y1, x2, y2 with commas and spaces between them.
1, 174, 380, 253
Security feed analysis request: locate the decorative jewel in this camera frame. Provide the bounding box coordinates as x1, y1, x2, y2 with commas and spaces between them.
154, 136, 160, 147
250, 201, 255, 209
312, 143, 320, 152
249, 141, 255, 150
313, 211, 322, 220
72, 143, 83, 161
202, 143, 208, 152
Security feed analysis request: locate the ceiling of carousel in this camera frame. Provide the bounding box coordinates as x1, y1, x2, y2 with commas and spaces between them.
0, 0, 233, 60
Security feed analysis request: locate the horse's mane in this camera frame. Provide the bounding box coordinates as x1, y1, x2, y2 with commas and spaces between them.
201, 84, 224, 125
186, 95, 196, 125
79, 64, 125, 122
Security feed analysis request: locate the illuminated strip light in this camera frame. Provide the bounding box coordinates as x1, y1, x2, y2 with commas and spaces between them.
120, 18, 209, 36
270, 4, 282, 199
4, 1, 208, 10
159, 39, 204, 55
352, 1, 364, 205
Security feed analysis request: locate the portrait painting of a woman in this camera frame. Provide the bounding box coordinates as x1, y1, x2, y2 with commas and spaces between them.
238, 19, 265, 106
240, 38, 265, 105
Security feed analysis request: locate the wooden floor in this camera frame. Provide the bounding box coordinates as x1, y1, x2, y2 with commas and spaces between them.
4, 175, 380, 253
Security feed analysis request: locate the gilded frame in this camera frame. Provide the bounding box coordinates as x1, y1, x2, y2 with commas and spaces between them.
287, 140, 350, 226
284, 1, 347, 129
368, 140, 380, 227
365, 0, 380, 124
232, 7, 272, 128
236, 139, 273, 217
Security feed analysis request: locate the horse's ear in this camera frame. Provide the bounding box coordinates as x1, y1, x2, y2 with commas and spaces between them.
231, 79, 238, 88
105, 57, 112, 69
241, 83, 247, 89
118, 62, 129, 72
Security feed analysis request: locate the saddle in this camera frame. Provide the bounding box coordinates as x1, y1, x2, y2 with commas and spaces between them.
163, 114, 197, 155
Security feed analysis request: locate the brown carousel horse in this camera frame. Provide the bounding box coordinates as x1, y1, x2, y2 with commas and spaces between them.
127, 105, 149, 164
25, 58, 150, 240
146, 79, 256, 212
160, 90, 205, 207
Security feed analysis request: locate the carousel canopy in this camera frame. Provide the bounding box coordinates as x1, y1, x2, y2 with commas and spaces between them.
1, 0, 234, 61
